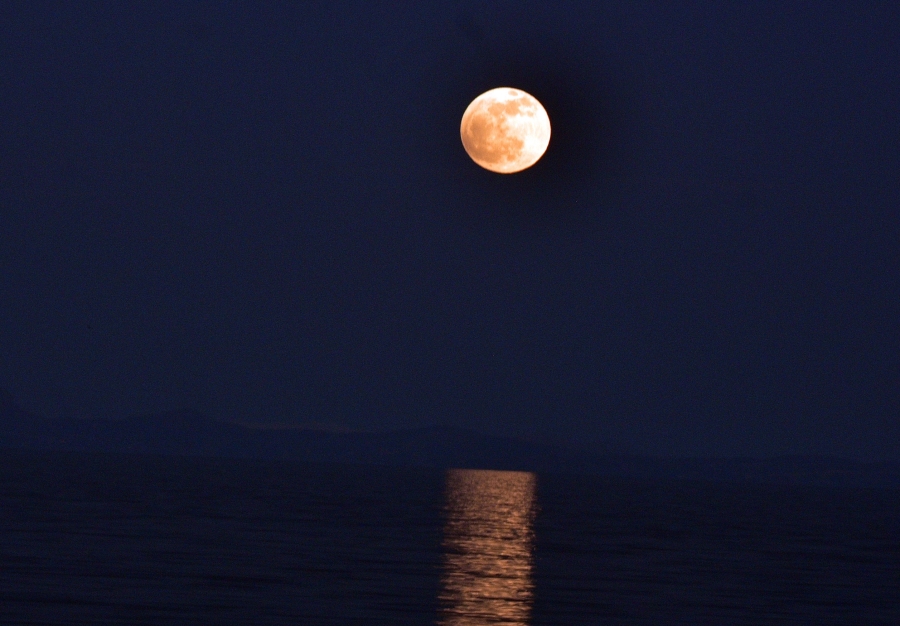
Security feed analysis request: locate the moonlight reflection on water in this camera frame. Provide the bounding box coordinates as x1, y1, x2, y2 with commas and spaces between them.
439, 469, 538, 626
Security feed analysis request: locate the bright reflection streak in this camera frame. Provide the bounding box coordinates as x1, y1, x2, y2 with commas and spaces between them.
439, 469, 537, 626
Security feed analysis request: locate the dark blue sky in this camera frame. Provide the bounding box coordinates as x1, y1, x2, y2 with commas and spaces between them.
1, 1, 898, 460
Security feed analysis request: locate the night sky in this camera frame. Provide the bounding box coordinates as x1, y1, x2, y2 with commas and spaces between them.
1, 1, 898, 460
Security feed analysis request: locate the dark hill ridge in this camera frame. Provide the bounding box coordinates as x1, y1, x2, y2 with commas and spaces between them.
1, 390, 898, 487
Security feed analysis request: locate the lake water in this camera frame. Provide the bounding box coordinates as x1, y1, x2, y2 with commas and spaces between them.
0, 451, 897, 624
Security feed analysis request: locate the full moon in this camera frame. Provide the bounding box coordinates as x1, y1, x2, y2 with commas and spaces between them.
460, 87, 551, 174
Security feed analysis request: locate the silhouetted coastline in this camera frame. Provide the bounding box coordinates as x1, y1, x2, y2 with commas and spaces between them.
2, 390, 897, 488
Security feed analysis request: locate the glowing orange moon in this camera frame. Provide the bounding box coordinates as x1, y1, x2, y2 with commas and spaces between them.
460, 87, 551, 174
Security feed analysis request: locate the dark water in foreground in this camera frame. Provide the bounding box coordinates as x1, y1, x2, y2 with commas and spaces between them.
0, 452, 897, 625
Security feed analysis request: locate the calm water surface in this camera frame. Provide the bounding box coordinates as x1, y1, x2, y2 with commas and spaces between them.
0, 452, 897, 624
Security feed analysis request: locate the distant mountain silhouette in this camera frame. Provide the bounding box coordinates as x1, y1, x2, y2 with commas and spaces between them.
0, 393, 576, 470
1, 389, 898, 487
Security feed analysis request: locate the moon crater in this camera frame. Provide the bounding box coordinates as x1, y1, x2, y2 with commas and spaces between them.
460, 88, 551, 174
